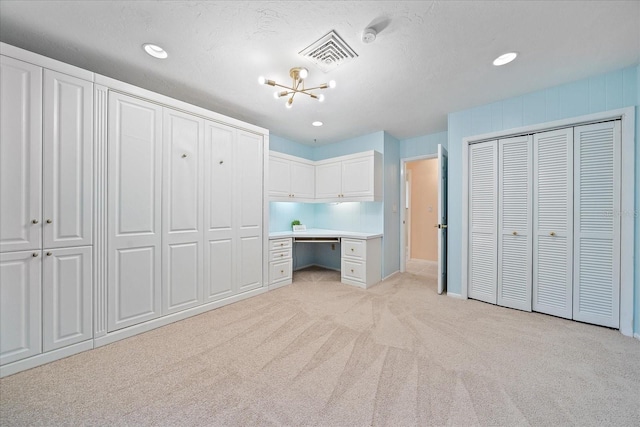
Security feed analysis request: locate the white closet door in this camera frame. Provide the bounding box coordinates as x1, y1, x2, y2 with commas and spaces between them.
236, 130, 263, 292
162, 108, 204, 315
498, 135, 532, 311
468, 141, 498, 304
42, 246, 92, 352
533, 128, 573, 319
0, 56, 42, 253
43, 70, 93, 249
573, 121, 620, 328
0, 250, 41, 365
107, 92, 162, 332
204, 122, 235, 301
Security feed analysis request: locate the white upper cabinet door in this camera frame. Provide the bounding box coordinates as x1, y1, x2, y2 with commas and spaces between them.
498, 135, 532, 312
43, 70, 93, 249
0, 250, 41, 365
290, 160, 315, 199
162, 108, 204, 314
236, 130, 263, 292
204, 122, 235, 301
341, 156, 374, 198
0, 56, 42, 253
268, 155, 291, 198
468, 141, 498, 305
315, 161, 342, 199
42, 246, 92, 352
533, 128, 573, 319
107, 92, 162, 332
573, 121, 620, 328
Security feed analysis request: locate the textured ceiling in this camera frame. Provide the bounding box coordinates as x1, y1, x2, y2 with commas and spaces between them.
1, 1, 638, 145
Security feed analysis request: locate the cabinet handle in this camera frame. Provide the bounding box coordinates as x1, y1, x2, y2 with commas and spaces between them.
32, 219, 39, 224
46, 219, 52, 224
46, 252, 52, 256
32, 252, 39, 257
550, 231, 556, 236
512, 231, 517, 236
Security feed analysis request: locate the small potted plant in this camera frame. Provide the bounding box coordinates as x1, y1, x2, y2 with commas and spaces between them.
291, 219, 305, 232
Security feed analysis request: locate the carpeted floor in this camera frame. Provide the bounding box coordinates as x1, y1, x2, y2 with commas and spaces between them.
1, 266, 639, 426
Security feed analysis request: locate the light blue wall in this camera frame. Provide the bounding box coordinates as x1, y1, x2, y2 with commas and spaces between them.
400, 131, 448, 159
312, 131, 385, 161
447, 65, 639, 333
383, 132, 400, 278
269, 134, 314, 159
269, 202, 315, 232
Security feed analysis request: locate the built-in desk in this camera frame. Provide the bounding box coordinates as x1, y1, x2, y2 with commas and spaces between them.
268, 229, 382, 289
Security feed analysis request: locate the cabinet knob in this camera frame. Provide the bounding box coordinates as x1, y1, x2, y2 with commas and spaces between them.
550, 231, 556, 236
219, 160, 224, 164
280, 253, 284, 257
46, 252, 52, 256
351, 248, 354, 252
46, 219, 52, 224
512, 231, 517, 236
182, 153, 187, 158
280, 270, 284, 274
351, 269, 354, 273
32, 252, 39, 257
280, 243, 284, 246
32, 219, 39, 224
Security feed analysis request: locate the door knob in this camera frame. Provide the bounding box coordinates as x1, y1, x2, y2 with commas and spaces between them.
512, 231, 518, 236
46, 252, 52, 256
46, 219, 52, 224
181, 153, 187, 158
32, 252, 39, 257
550, 231, 556, 236
32, 219, 39, 224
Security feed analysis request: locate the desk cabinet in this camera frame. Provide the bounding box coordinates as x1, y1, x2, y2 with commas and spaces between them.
269, 238, 292, 288
341, 237, 381, 288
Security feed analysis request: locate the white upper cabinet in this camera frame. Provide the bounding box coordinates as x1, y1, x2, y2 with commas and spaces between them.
268, 152, 315, 201
43, 69, 93, 249
315, 161, 343, 200
0, 56, 42, 253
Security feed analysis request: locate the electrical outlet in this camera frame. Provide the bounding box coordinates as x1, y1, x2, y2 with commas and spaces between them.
331, 243, 335, 250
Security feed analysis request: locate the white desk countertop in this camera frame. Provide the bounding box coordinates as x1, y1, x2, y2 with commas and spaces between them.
269, 228, 382, 240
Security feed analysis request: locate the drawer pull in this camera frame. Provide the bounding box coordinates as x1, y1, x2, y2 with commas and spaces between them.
280, 269, 284, 274
280, 254, 284, 257
351, 248, 354, 252
351, 269, 354, 273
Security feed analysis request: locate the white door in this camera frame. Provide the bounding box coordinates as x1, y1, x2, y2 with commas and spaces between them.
107, 92, 162, 332
42, 69, 93, 249
0, 250, 41, 365
162, 108, 204, 315
236, 130, 263, 292
533, 128, 573, 319
497, 135, 532, 311
315, 161, 342, 199
437, 144, 448, 295
42, 246, 92, 352
268, 155, 291, 198
204, 122, 235, 301
0, 56, 42, 253
468, 141, 498, 304
290, 160, 315, 199
342, 156, 373, 197
573, 121, 621, 327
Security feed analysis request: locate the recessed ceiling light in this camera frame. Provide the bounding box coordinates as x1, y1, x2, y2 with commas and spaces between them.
493, 52, 517, 66
143, 43, 168, 59
312, 121, 323, 127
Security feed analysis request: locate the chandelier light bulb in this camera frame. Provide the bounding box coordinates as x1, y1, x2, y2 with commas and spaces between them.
259, 66, 336, 107
258, 76, 266, 85
273, 92, 279, 99
329, 80, 336, 89
318, 94, 325, 102
299, 68, 309, 79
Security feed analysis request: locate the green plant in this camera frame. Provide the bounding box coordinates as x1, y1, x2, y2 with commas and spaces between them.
291, 219, 301, 227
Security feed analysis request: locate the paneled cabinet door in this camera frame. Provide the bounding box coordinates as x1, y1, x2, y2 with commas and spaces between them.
468, 141, 498, 304
107, 92, 162, 332
532, 128, 573, 319
341, 156, 373, 198
0, 56, 42, 253
315, 161, 342, 199
162, 108, 204, 315
204, 122, 235, 302
42, 246, 92, 352
42, 70, 93, 249
290, 160, 315, 199
497, 135, 532, 312
0, 250, 42, 366
268, 155, 291, 198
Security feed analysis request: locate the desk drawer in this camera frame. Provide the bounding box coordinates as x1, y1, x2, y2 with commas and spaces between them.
270, 259, 292, 283
270, 238, 292, 251
342, 238, 365, 260
342, 259, 365, 283
270, 249, 291, 261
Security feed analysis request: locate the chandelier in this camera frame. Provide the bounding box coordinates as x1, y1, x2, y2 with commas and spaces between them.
258, 67, 336, 108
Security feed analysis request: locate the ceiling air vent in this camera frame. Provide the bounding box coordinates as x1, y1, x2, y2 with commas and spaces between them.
299, 30, 358, 73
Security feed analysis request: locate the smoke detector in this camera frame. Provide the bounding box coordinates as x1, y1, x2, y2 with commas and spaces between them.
362, 28, 377, 44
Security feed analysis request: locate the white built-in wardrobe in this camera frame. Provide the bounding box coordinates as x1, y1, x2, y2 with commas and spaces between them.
469, 120, 621, 328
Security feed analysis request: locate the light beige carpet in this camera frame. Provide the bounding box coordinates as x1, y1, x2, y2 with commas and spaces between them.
1, 266, 639, 426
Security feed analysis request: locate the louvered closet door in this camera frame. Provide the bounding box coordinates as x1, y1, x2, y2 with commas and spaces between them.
533, 128, 573, 319
498, 135, 532, 311
468, 141, 497, 304
573, 121, 620, 328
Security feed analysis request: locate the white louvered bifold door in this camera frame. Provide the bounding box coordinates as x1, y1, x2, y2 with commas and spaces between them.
532, 128, 573, 319
498, 135, 532, 311
573, 121, 620, 328
468, 141, 498, 304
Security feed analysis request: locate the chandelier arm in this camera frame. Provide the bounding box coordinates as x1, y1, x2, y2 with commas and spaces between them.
300, 85, 328, 91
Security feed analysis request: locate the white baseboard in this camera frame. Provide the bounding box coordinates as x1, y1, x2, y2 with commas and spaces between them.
1, 340, 94, 378
447, 292, 464, 299
634, 333, 639, 341
95, 287, 267, 348
268, 279, 292, 291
